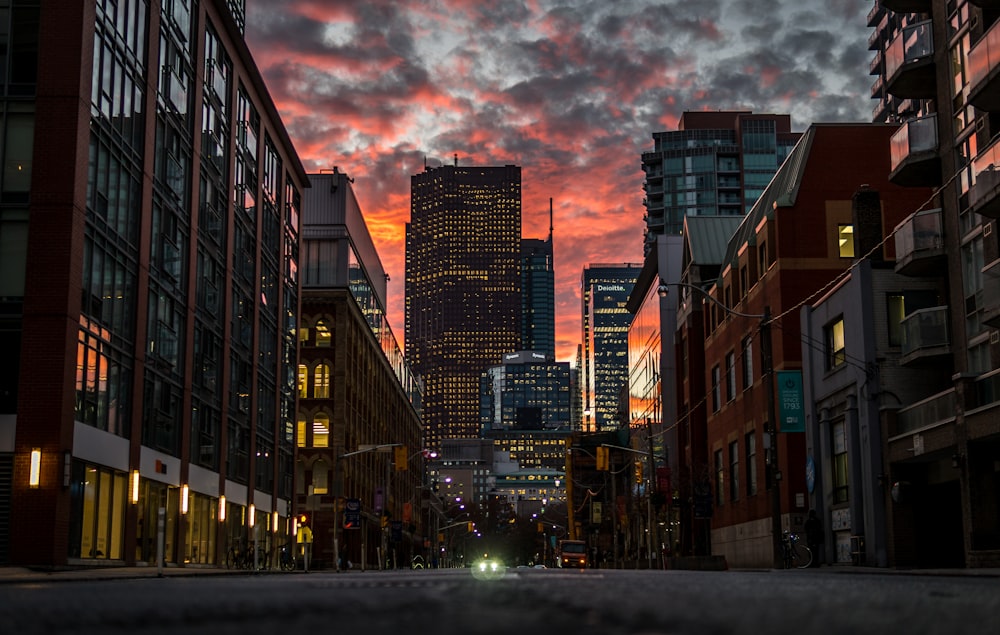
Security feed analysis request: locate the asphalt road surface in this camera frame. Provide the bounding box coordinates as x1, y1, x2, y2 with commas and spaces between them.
1, 566, 997, 635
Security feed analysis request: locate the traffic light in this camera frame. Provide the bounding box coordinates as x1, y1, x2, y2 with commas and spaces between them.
635, 460, 644, 484
394, 445, 408, 470
466, 522, 474, 533
596, 446, 609, 470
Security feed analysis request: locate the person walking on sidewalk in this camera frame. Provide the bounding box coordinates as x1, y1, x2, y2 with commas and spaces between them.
804, 509, 823, 567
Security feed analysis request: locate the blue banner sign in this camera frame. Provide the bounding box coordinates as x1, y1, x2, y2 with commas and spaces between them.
777, 370, 804, 432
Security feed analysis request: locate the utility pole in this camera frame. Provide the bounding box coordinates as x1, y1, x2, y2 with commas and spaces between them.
565, 438, 576, 540
762, 305, 783, 568
646, 419, 656, 569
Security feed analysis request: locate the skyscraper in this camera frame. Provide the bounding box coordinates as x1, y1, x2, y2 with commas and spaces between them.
521, 206, 555, 359
640, 111, 800, 251
581, 264, 642, 432
2, 0, 307, 567
405, 162, 522, 451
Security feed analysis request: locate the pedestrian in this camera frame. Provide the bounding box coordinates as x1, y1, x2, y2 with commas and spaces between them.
804, 509, 823, 567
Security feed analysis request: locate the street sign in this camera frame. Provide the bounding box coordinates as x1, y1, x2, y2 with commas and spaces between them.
344, 498, 361, 529
776, 370, 804, 432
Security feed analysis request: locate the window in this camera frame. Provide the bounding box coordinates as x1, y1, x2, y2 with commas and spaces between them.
729, 440, 739, 502
711, 365, 721, 412
832, 420, 848, 504
714, 449, 725, 506
312, 413, 330, 448
315, 320, 331, 347
746, 431, 757, 496
758, 240, 768, 273
725, 351, 736, 402
741, 336, 753, 390
312, 460, 329, 495
297, 364, 307, 398
314, 363, 330, 398
838, 224, 854, 258
296, 419, 306, 448
826, 318, 846, 369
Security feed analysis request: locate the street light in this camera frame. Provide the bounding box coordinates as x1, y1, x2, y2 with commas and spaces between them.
657, 281, 782, 569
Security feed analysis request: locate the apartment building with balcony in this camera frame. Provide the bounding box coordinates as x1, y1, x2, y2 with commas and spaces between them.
868, 0, 1000, 568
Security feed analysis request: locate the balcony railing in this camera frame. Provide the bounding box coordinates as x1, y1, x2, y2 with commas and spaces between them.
983, 259, 1000, 328
867, 2, 882, 28
889, 113, 941, 187
894, 207, 944, 276
893, 388, 956, 437
885, 20, 936, 99
900, 305, 950, 364
970, 137, 1000, 219
968, 18, 1000, 112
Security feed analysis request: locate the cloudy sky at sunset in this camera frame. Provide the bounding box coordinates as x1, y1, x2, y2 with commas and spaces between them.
245, 0, 874, 363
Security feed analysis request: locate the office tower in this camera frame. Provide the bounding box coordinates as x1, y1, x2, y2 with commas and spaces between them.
1, 0, 307, 568
581, 264, 642, 432
297, 170, 423, 569
865, 0, 1000, 568
521, 219, 556, 360
480, 351, 571, 471
405, 163, 522, 452
640, 111, 800, 251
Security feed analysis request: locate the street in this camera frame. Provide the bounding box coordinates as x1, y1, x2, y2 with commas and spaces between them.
0, 566, 997, 635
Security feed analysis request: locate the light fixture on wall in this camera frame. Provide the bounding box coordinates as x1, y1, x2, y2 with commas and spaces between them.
248, 503, 256, 527
272, 511, 279, 533
29, 449, 41, 488
131, 470, 140, 504
219, 495, 226, 522
180, 484, 189, 514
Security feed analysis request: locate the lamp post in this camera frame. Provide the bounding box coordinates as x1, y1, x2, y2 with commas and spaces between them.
657, 281, 781, 568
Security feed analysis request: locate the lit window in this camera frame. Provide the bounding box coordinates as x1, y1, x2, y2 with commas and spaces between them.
314, 363, 330, 398
313, 413, 330, 448
298, 364, 307, 398
826, 318, 846, 369
838, 224, 854, 258
315, 320, 331, 347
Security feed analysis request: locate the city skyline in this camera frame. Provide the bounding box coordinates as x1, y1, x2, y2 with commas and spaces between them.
244, 0, 874, 362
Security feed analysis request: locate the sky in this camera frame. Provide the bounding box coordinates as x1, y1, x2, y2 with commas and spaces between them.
244, 0, 875, 363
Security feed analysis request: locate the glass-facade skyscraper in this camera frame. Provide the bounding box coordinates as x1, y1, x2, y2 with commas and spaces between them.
480, 351, 570, 472
405, 163, 522, 452
581, 264, 642, 432
521, 235, 555, 360
640, 111, 800, 251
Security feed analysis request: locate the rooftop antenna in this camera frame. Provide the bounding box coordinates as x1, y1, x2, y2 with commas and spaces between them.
454, 153, 458, 167
549, 198, 554, 242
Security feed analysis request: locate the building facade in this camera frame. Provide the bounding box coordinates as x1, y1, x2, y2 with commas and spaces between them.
405, 163, 522, 452
3, 0, 308, 567
521, 235, 556, 360
867, 0, 1000, 568
581, 264, 642, 432
695, 124, 931, 568
297, 170, 423, 570
640, 111, 800, 248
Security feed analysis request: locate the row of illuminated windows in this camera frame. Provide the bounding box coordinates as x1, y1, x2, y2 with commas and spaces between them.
297, 363, 331, 399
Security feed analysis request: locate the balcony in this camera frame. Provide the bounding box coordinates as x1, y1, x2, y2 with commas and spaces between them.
983, 259, 1000, 328
899, 306, 951, 366
970, 139, 1000, 219
968, 19, 1000, 112
889, 114, 941, 187
885, 20, 936, 99
867, 2, 883, 28
879, 0, 932, 10
968, 1, 1000, 8
894, 207, 945, 276
892, 388, 956, 437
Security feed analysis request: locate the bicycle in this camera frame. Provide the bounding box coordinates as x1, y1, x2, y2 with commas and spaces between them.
781, 531, 813, 569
